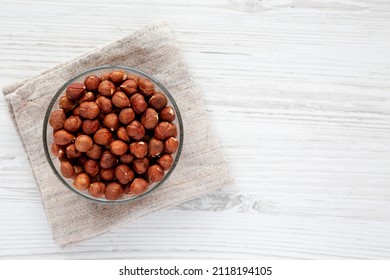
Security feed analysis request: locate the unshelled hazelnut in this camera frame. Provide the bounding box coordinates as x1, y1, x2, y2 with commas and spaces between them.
130, 93, 147, 114
148, 138, 163, 157
60, 161, 75, 178
147, 165, 164, 182
130, 141, 148, 158
84, 159, 99, 177
72, 106, 81, 116
117, 127, 130, 142
141, 108, 159, 129
154, 122, 177, 140
164, 137, 178, 154
157, 154, 174, 170
109, 70, 127, 84
59, 96, 76, 112
110, 140, 128, 156
120, 79, 137, 95
89, 182, 106, 198
78, 91, 95, 103
74, 165, 84, 176
73, 173, 90, 190
112, 91, 130, 108
126, 120, 145, 140
98, 169, 114, 183
120, 153, 134, 164
51, 143, 65, 160
160, 106, 175, 122
96, 96, 112, 113
105, 182, 123, 200
138, 78, 154, 96
66, 83, 86, 100
100, 73, 109, 81
66, 143, 81, 159
84, 75, 101, 91
53, 129, 75, 145
103, 113, 119, 131
132, 157, 149, 174
130, 178, 149, 195
93, 128, 112, 145
119, 108, 135, 125
63, 116, 82, 132
79, 102, 100, 119
115, 164, 134, 184
149, 92, 167, 111
82, 119, 100, 135
49, 109, 66, 131
100, 150, 118, 169
98, 80, 116, 96
75, 135, 93, 152
86, 143, 103, 159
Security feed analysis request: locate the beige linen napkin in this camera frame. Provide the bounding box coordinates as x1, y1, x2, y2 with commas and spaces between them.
2, 22, 233, 248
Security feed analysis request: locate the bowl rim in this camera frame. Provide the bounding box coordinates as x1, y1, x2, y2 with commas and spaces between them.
43, 65, 184, 204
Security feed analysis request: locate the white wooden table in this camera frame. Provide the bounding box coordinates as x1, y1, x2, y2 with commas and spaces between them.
1, 0, 390, 259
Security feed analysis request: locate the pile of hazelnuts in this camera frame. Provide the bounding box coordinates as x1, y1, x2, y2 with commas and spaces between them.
48, 70, 179, 200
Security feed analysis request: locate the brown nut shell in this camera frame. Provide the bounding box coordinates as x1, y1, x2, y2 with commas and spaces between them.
60, 161, 75, 178
89, 182, 106, 198
84, 75, 101, 91
73, 173, 90, 190
120, 153, 134, 164
138, 78, 155, 96
126, 120, 145, 140
93, 128, 112, 145
112, 91, 130, 108
129, 141, 148, 159
78, 91, 95, 103
157, 154, 174, 170
74, 165, 84, 176
103, 113, 119, 131
51, 143, 65, 160
99, 168, 115, 181
84, 159, 100, 177
86, 143, 103, 159
66, 143, 82, 159
148, 92, 168, 111
130, 178, 149, 195
63, 116, 82, 132
147, 165, 165, 182
100, 151, 118, 169
148, 138, 163, 157
82, 119, 100, 135
98, 80, 116, 96
119, 108, 135, 125
109, 70, 127, 84
120, 79, 137, 95
130, 93, 147, 114
53, 129, 75, 145
59, 96, 76, 112
75, 135, 93, 152
132, 157, 149, 174
115, 164, 134, 184
141, 108, 159, 130
96, 96, 112, 113
79, 102, 100, 119
154, 122, 177, 140
117, 127, 130, 142
164, 137, 179, 154
110, 140, 128, 156
160, 106, 175, 122
49, 109, 66, 130
66, 83, 86, 100
105, 182, 123, 200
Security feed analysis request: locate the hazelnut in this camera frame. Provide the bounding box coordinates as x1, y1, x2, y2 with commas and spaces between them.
84, 159, 99, 177
138, 78, 154, 96
78, 91, 95, 103
148, 138, 163, 157
112, 91, 130, 108
49, 109, 66, 130
126, 120, 145, 140
103, 113, 119, 131
147, 165, 165, 182
129, 141, 148, 158
132, 157, 149, 174
96, 96, 112, 113
59, 96, 76, 112
164, 137, 179, 154
98, 80, 116, 96
63, 116, 82, 132
100, 150, 118, 169
130, 93, 147, 114
105, 182, 123, 200
51, 143, 65, 160
53, 129, 75, 145
82, 119, 100, 135
93, 128, 112, 145
157, 154, 174, 170
120, 79, 137, 95
74, 165, 84, 176
89, 182, 106, 198
130, 178, 149, 195
76, 154, 88, 166
109, 70, 127, 84
115, 164, 134, 184
60, 161, 75, 178
126, 73, 139, 82
110, 140, 128, 156
99, 168, 115, 181
84, 75, 101, 91
66, 82, 86, 100
142, 133, 152, 142
160, 106, 175, 122
154, 122, 177, 140
117, 127, 130, 142
141, 108, 159, 129
149, 92, 168, 111
66, 143, 82, 159
75, 135, 93, 152
72, 106, 81, 116
120, 153, 134, 164
119, 108, 135, 125
86, 143, 103, 159
79, 102, 100, 119
100, 73, 109, 81
73, 173, 90, 190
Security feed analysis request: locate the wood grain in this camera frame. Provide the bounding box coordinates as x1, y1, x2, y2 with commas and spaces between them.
1, 0, 390, 259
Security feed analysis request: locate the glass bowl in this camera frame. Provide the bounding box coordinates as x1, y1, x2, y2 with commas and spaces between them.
43, 65, 183, 203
